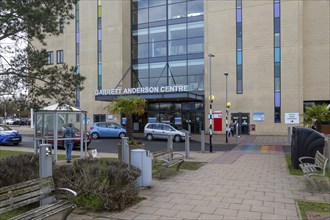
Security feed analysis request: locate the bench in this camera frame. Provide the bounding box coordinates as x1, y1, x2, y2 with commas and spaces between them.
299, 151, 328, 190
0, 176, 77, 220
152, 149, 184, 179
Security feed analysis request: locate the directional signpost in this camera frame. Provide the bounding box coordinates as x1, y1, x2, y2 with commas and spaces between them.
285, 113, 299, 124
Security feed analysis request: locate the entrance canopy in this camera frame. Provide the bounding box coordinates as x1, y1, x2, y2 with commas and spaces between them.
34, 103, 88, 161
95, 91, 204, 102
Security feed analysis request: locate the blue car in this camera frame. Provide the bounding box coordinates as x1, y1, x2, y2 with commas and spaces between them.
89, 122, 126, 139
0, 125, 22, 145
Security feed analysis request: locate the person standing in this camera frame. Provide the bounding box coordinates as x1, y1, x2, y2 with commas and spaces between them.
64, 123, 75, 163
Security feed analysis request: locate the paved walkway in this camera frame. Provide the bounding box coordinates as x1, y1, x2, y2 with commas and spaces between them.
67, 152, 329, 220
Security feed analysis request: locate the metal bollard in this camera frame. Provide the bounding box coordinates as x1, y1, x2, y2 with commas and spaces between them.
235, 124, 239, 143
201, 130, 205, 153
288, 127, 291, 145
39, 144, 53, 205
167, 135, 173, 151
121, 137, 129, 164
185, 131, 190, 159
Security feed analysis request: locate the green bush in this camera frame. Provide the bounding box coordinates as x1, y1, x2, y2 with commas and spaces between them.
53, 159, 141, 211
0, 153, 39, 187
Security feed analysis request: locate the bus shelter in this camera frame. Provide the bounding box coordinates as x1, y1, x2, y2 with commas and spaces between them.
34, 103, 88, 161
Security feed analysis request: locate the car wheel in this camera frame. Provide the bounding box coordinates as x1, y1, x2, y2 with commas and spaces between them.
119, 132, 126, 138
146, 134, 153, 141
174, 135, 182, 142
91, 132, 99, 139
13, 143, 19, 146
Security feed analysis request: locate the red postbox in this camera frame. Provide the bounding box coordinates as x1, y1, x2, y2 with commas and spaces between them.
213, 110, 222, 131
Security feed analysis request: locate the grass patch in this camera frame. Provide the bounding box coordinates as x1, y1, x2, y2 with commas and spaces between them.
297, 201, 330, 220
285, 155, 330, 178
285, 155, 304, 176
152, 161, 205, 179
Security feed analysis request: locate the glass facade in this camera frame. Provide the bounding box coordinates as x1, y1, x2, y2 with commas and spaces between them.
75, 3, 80, 107
97, 0, 102, 90
131, 0, 204, 92
274, 0, 281, 123
236, 0, 243, 94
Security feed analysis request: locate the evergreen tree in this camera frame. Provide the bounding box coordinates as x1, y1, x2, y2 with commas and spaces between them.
303, 104, 330, 132
0, 0, 85, 110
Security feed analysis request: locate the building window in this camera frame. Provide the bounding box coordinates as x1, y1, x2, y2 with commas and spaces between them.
56, 50, 64, 64
236, 0, 243, 94
47, 51, 53, 65
75, 3, 80, 107
274, 0, 281, 123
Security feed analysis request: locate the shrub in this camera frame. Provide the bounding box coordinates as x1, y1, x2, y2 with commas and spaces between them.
0, 153, 39, 187
53, 159, 141, 211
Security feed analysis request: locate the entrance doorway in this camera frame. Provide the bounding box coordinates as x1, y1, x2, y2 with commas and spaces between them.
231, 113, 250, 135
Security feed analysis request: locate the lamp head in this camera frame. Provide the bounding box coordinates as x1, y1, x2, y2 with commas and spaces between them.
209, 95, 215, 101
224, 72, 228, 76
208, 53, 215, 58
226, 102, 231, 107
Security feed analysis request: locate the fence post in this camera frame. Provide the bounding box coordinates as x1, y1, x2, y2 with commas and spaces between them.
121, 137, 129, 164
201, 130, 205, 153
288, 127, 292, 145
39, 144, 53, 205
185, 131, 190, 159
167, 135, 173, 151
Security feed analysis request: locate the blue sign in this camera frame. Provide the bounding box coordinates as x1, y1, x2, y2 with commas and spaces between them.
148, 117, 157, 123
253, 112, 264, 122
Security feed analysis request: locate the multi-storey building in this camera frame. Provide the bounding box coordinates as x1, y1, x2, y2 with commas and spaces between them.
42, 0, 330, 135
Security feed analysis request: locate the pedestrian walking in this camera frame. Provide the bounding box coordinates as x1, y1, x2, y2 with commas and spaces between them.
64, 123, 75, 163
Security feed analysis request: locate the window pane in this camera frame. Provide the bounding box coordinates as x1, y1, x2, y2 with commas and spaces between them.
188, 0, 204, 17
150, 77, 167, 86
275, 92, 281, 107
169, 0, 185, 3
169, 39, 187, 55
188, 59, 204, 75
237, 22, 242, 37
132, 0, 148, 9
169, 60, 187, 76
274, 63, 280, 77
150, 62, 166, 78
169, 76, 187, 86
133, 78, 149, 87
132, 28, 148, 44
134, 9, 148, 24
168, 23, 186, 40
275, 47, 280, 62
274, 3, 280, 18
275, 77, 280, 92
132, 43, 148, 59
188, 75, 204, 91
188, 37, 204, 54
149, 26, 166, 42
237, 36, 242, 50
237, 8, 242, 22
149, 5, 166, 22
237, 51, 242, 65
149, 41, 167, 57
188, 21, 204, 38
237, 65, 242, 80
236, 0, 242, 8
274, 17, 280, 33
169, 2, 186, 19
274, 33, 280, 47
149, 0, 166, 7
237, 79, 243, 93
133, 63, 149, 78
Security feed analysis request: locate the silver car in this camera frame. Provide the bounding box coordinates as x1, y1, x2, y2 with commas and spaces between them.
144, 123, 189, 142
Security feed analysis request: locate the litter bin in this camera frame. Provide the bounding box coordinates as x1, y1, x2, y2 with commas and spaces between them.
291, 126, 325, 169
131, 149, 152, 187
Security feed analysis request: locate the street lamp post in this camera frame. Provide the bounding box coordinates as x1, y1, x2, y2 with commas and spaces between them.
224, 72, 229, 143
208, 53, 215, 152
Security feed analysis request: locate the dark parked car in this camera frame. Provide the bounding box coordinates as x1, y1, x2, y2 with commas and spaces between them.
0, 125, 22, 145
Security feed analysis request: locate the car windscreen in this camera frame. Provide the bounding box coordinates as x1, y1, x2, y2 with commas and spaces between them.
171, 124, 183, 130
0, 126, 12, 131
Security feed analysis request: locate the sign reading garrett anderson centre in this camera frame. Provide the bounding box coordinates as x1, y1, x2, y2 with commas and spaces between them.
95, 85, 189, 96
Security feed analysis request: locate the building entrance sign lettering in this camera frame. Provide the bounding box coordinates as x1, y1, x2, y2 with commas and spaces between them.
95, 85, 189, 96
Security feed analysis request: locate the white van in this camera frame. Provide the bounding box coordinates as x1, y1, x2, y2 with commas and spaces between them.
144, 123, 190, 142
